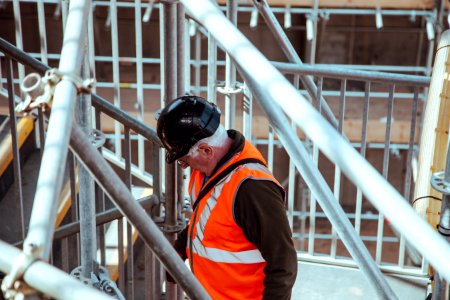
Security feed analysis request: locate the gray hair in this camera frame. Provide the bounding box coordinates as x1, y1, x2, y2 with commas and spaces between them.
188, 125, 228, 157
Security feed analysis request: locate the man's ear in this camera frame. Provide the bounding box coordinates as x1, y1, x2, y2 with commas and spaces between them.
198, 143, 213, 158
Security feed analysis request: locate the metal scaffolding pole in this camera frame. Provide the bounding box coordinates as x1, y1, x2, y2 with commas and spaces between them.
433, 130, 450, 300
224, 0, 237, 130
77, 45, 97, 279
181, 0, 450, 287
272, 62, 430, 86
69, 123, 211, 300
23, 0, 91, 260
176, 4, 186, 300
0, 241, 114, 300
252, 0, 339, 130
163, 1, 178, 299
207, 32, 217, 103
5, 59, 25, 240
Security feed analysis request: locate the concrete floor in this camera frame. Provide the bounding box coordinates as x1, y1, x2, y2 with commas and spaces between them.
292, 261, 428, 299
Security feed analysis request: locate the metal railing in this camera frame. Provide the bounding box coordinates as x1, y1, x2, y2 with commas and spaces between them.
0, 0, 447, 299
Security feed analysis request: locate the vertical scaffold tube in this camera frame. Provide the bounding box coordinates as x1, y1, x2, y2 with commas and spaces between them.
77, 51, 97, 278
24, 0, 91, 260
163, 1, 178, 300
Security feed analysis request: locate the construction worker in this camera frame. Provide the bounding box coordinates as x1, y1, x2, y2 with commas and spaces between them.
157, 95, 297, 299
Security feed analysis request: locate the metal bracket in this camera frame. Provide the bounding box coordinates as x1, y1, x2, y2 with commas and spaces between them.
90, 129, 106, 149
431, 171, 450, 195
437, 224, 450, 236
1, 280, 40, 300
1, 244, 40, 300
17, 69, 95, 114
156, 219, 186, 233
319, 11, 330, 21
70, 265, 125, 300
217, 82, 244, 96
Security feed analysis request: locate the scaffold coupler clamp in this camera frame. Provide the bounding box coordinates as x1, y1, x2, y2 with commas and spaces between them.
16, 68, 95, 114
430, 171, 450, 196
430, 170, 450, 236
1, 243, 41, 300
157, 219, 186, 234
216, 82, 244, 96
90, 128, 106, 149
70, 264, 125, 300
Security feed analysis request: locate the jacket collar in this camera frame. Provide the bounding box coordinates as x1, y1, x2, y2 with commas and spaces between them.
210, 130, 245, 176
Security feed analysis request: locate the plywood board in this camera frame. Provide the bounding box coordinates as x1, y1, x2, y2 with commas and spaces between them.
217, 0, 434, 9
98, 111, 419, 144
413, 40, 450, 228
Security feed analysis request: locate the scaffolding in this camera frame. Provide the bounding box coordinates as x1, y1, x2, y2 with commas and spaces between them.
0, 0, 450, 299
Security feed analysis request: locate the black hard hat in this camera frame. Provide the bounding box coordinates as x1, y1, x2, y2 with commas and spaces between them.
157, 95, 221, 164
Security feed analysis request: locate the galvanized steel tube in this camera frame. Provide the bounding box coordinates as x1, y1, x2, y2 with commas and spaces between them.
5, 59, 25, 240
124, 127, 134, 299
376, 85, 395, 264
207, 33, 217, 103
176, 12, 187, 299
135, 0, 146, 173
163, 1, 178, 299
307, 77, 323, 255
0, 240, 114, 300
110, 0, 122, 158
434, 135, 450, 300
12, 0, 25, 82
252, 0, 338, 129
37, 0, 48, 65
24, 0, 91, 260
53, 196, 158, 240
77, 50, 97, 278
224, 0, 237, 130
273, 61, 430, 86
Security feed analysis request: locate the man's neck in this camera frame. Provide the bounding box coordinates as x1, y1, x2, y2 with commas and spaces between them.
204, 137, 233, 176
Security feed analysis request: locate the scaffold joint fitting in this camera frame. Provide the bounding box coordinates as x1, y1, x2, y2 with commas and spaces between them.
1, 246, 40, 300
16, 69, 96, 114
431, 171, 450, 195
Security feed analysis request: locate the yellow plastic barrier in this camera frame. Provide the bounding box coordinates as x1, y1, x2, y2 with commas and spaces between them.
0, 117, 34, 177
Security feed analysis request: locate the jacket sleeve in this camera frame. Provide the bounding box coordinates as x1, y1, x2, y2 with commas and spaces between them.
234, 179, 298, 300
173, 226, 189, 261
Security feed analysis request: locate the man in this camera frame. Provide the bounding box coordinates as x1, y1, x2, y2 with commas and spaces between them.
157, 95, 297, 300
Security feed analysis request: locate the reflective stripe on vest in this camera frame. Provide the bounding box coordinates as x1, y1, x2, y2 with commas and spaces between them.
191, 239, 265, 263
190, 162, 271, 264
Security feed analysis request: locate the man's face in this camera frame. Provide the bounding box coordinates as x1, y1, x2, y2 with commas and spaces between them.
176, 143, 213, 175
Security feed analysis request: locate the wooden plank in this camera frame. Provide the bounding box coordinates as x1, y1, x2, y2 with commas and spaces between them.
217, 0, 434, 9
413, 38, 450, 228
100, 187, 153, 281
0, 117, 34, 176
98, 112, 419, 144
114, 0, 435, 9
54, 175, 79, 227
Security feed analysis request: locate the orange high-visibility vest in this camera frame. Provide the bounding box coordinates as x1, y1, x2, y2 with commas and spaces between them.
187, 140, 284, 300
